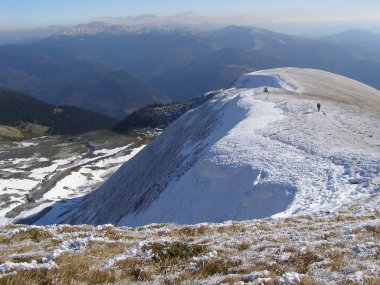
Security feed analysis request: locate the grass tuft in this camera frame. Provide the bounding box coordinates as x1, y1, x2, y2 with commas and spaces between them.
12, 228, 53, 243
142, 241, 207, 262
195, 258, 243, 277
364, 225, 380, 236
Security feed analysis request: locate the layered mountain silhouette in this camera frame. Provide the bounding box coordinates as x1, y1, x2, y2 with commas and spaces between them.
1, 23, 380, 118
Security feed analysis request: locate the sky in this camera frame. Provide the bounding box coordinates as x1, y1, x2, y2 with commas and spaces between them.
1, 0, 380, 35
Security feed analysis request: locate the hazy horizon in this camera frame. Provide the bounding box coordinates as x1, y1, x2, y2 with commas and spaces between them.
1, 0, 380, 37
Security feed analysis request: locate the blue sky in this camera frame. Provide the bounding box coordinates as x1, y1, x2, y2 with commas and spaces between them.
1, 0, 380, 34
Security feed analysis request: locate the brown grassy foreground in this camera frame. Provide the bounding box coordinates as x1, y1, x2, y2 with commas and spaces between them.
0, 209, 379, 285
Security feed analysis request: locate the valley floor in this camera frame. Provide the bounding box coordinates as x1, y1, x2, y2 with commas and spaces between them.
0, 205, 379, 285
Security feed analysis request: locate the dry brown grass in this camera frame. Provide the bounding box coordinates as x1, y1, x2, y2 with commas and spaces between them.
364, 276, 380, 285
142, 241, 207, 262
318, 230, 340, 240
52, 252, 119, 284
0, 125, 23, 139
11, 228, 53, 243
364, 225, 380, 237
0, 210, 378, 285
43, 238, 62, 251
282, 246, 298, 253
86, 240, 126, 260
116, 258, 153, 282
195, 258, 243, 278
236, 242, 250, 251
169, 225, 211, 237
103, 226, 127, 240
283, 251, 323, 274
0, 234, 11, 244
0, 244, 35, 255
216, 223, 246, 234
327, 250, 346, 270
0, 268, 54, 285
10, 255, 43, 263
299, 276, 325, 285
254, 223, 273, 232
58, 225, 93, 233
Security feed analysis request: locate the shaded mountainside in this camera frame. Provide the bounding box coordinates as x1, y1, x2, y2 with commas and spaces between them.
149, 47, 289, 102
51, 70, 170, 118
61, 68, 380, 226
113, 92, 217, 133
0, 87, 118, 135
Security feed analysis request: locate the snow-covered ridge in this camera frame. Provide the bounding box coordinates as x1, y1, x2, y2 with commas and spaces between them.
235, 68, 380, 111
63, 68, 380, 226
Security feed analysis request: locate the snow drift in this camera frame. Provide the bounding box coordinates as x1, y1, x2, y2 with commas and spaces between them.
62, 68, 380, 226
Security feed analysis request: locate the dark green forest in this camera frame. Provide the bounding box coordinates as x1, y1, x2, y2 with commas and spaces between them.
0, 87, 118, 135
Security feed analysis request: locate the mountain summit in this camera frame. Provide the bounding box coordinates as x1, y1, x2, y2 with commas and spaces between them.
62, 68, 380, 226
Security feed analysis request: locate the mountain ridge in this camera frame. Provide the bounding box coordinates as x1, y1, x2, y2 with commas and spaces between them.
60, 68, 380, 226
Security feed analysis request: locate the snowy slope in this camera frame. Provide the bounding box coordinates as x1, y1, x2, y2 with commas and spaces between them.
63, 68, 380, 226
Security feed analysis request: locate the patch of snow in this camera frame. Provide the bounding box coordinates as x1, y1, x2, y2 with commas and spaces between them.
0, 260, 57, 278
192, 251, 218, 262
13, 142, 38, 148
280, 272, 300, 284
0, 179, 39, 191
43, 171, 89, 200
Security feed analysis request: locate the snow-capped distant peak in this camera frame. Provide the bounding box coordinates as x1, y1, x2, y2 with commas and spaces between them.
55, 21, 180, 37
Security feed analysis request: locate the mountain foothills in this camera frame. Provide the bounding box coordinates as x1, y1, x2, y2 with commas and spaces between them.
1, 23, 380, 117
0, 87, 117, 136
62, 68, 380, 226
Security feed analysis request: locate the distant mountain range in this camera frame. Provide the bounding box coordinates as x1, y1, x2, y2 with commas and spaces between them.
0, 23, 379, 117
0, 87, 117, 135
321, 29, 380, 63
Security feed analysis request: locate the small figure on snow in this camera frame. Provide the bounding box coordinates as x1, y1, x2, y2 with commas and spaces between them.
263, 87, 269, 94
317, 103, 321, 112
